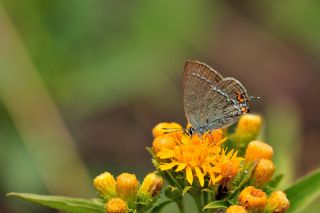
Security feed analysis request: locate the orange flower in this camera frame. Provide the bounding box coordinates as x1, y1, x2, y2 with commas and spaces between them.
152, 122, 182, 138
265, 191, 290, 213
157, 133, 225, 186
93, 172, 116, 199
252, 159, 275, 188
152, 134, 176, 154
116, 173, 139, 202
236, 114, 262, 136
138, 173, 163, 199
226, 205, 247, 213
239, 186, 267, 211
215, 149, 243, 187
245, 140, 273, 162
155, 124, 234, 187
157, 142, 218, 186
105, 198, 128, 213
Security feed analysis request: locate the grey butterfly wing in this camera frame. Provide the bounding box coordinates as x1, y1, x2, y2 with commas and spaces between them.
205, 77, 249, 129
183, 60, 249, 131
219, 77, 248, 100
183, 60, 223, 128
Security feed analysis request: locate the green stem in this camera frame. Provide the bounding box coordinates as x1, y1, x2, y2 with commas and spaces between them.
191, 193, 202, 213
165, 170, 183, 189
202, 190, 209, 212
176, 198, 185, 213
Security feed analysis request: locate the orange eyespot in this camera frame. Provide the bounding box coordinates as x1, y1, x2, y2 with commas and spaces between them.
237, 95, 245, 103
236, 91, 246, 103
241, 106, 248, 113
237, 96, 245, 102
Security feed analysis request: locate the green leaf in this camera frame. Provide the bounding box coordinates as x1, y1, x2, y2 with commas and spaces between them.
264, 174, 284, 194
150, 200, 173, 213
164, 186, 181, 200
146, 147, 155, 158
284, 168, 320, 213
203, 200, 228, 210
268, 174, 284, 188
7, 192, 105, 213
201, 188, 214, 193
230, 162, 256, 194
182, 186, 192, 196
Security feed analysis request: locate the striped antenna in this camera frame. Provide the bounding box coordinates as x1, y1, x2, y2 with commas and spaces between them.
161, 127, 184, 134
250, 96, 261, 101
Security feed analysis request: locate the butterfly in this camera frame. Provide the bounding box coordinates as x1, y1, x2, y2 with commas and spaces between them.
183, 60, 258, 135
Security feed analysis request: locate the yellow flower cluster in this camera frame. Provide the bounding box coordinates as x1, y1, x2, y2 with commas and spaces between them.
152, 114, 290, 213
152, 122, 241, 187
225, 115, 289, 213
93, 172, 163, 213
230, 186, 289, 213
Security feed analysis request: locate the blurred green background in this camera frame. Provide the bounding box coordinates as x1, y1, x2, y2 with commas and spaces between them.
1, 0, 319, 212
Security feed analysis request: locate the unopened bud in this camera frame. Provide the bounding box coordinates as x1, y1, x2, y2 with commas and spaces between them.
152, 122, 182, 138
252, 159, 275, 188
105, 198, 128, 213
236, 114, 262, 136
152, 135, 176, 154
239, 186, 267, 211
265, 191, 290, 213
116, 173, 139, 203
93, 172, 116, 199
245, 140, 273, 162
138, 173, 163, 200
226, 205, 247, 213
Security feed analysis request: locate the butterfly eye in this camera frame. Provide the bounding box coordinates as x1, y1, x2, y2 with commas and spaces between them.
187, 127, 194, 136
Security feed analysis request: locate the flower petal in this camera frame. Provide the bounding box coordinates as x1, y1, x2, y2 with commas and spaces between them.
159, 162, 177, 170
214, 175, 222, 183
201, 164, 208, 175
195, 166, 204, 187
176, 163, 187, 172
186, 166, 193, 185
209, 173, 222, 185
217, 137, 228, 145
226, 149, 234, 159
181, 134, 191, 144
157, 150, 175, 159
212, 165, 221, 173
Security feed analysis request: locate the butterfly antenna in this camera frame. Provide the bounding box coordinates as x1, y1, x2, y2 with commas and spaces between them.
250, 96, 261, 101
162, 127, 184, 134
162, 127, 182, 130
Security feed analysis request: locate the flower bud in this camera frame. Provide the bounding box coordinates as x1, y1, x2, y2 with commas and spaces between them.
252, 159, 275, 188
152, 135, 176, 154
239, 186, 267, 211
116, 173, 139, 203
93, 172, 116, 199
265, 191, 290, 213
236, 114, 262, 136
105, 198, 128, 213
152, 122, 182, 138
245, 140, 273, 162
226, 205, 247, 213
138, 173, 163, 198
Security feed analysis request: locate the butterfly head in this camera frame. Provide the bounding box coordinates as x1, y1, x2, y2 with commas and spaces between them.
186, 126, 195, 136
